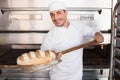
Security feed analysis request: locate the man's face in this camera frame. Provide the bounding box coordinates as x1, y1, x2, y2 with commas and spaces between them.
50, 9, 67, 27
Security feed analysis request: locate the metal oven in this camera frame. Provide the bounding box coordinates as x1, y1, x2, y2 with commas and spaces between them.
0, 0, 113, 80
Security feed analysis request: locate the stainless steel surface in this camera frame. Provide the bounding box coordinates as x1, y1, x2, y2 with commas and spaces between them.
0, 9, 111, 31
110, 1, 120, 80
0, 68, 50, 80
0, 0, 112, 45
0, 0, 111, 8
83, 68, 109, 80
110, 1, 118, 80
0, 9, 111, 44
0, 68, 109, 80
0, 0, 112, 80
0, 46, 110, 80
0, 33, 46, 44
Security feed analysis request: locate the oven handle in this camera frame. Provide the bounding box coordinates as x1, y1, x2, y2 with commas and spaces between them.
0, 65, 19, 68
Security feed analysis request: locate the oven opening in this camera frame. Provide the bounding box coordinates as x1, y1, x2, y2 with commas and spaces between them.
0, 44, 110, 67
83, 44, 110, 68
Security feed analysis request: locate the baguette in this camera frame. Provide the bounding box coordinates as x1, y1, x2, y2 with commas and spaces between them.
17, 50, 56, 66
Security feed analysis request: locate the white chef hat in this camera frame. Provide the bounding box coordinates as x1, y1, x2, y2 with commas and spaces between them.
49, 1, 66, 12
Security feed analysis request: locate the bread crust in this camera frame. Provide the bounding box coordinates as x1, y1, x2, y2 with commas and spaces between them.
17, 50, 56, 66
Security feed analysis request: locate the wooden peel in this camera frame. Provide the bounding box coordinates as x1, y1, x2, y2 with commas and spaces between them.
18, 40, 97, 72
57, 39, 97, 55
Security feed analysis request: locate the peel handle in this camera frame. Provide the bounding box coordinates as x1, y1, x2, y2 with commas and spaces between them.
59, 40, 96, 54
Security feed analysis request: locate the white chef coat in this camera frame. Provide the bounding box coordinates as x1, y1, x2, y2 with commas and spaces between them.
41, 21, 97, 80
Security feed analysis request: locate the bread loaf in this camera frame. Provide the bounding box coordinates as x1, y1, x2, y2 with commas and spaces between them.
17, 50, 56, 66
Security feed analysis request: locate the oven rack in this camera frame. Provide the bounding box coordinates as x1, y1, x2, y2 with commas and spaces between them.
110, 1, 120, 80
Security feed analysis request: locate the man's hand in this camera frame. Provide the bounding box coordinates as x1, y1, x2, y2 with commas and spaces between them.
94, 32, 104, 44
51, 50, 63, 59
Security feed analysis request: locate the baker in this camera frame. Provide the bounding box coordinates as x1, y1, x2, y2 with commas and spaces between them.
41, 1, 104, 80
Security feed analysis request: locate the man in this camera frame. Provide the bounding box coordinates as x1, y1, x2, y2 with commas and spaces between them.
41, 1, 104, 80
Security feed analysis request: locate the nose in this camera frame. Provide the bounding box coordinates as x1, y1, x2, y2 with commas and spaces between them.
53, 14, 59, 20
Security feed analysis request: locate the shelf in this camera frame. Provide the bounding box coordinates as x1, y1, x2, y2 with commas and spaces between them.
117, 27, 120, 30
116, 34, 120, 37
115, 48, 120, 56
1, 7, 102, 11
110, 1, 120, 80
115, 69, 120, 76
115, 58, 120, 65
0, 30, 48, 33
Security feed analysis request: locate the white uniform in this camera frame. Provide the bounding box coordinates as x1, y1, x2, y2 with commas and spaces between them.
41, 21, 97, 80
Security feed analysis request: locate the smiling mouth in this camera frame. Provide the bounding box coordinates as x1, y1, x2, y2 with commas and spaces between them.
54, 19, 62, 24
